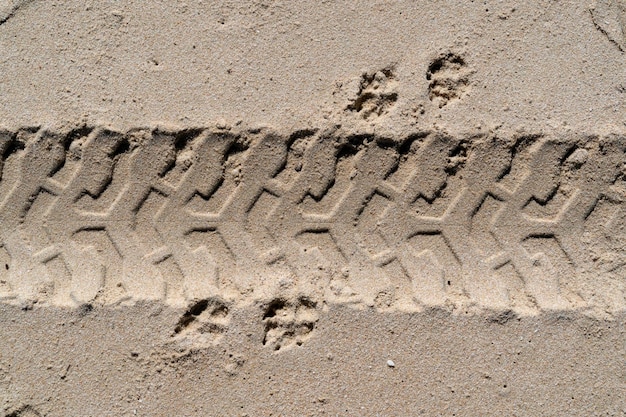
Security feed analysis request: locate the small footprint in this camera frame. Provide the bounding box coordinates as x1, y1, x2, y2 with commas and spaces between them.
426, 53, 472, 107
262, 297, 318, 352
173, 297, 230, 347
346, 67, 398, 119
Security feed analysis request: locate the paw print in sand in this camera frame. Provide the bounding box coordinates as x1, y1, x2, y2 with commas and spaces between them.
345, 67, 398, 119
262, 297, 318, 352
173, 297, 230, 347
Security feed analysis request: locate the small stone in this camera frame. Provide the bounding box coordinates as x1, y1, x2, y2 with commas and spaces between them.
387, 360, 395, 368
566, 148, 588, 167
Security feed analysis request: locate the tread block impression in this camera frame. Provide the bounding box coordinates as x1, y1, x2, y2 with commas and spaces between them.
0, 126, 624, 315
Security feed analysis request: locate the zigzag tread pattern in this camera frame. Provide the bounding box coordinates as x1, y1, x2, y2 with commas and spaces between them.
0, 126, 624, 315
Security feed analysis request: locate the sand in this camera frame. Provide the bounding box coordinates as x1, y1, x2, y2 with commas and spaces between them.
0, 0, 625, 415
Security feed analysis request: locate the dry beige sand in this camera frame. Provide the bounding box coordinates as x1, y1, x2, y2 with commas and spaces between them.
1, 0, 626, 416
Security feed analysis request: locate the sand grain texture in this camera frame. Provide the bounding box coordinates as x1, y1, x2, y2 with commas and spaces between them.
1, 0, 625, 416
